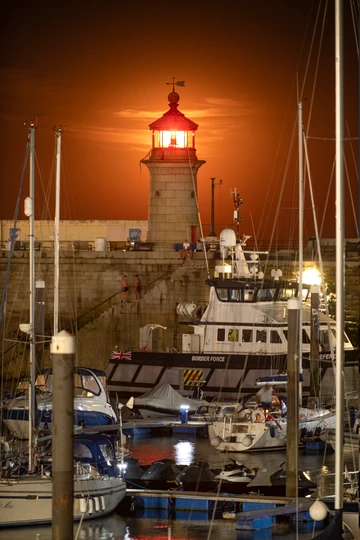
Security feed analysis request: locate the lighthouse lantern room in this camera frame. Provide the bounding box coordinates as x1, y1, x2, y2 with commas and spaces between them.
141, 85, 205, 248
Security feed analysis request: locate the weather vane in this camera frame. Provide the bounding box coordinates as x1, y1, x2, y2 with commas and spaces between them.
165, 77, 185, 92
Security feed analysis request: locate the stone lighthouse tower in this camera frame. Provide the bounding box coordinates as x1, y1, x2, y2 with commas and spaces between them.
141, 85, 205, 249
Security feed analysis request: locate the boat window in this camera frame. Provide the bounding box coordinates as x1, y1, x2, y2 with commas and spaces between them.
74, 443, 93, 459
222, 406, 237, 415
217, 328, 225, 341
230, 289, 242, 301
319, 330, 330, 349
330, 328, 349, 344
258, 288, 276, 302
301, 288, 310, 301
35, 373, 52, 392
74, 374, 101, 397
228, 329, 239, 342
278, 288, 297, 301
99, 443, 113, 461
283, 330, 288, 340
270, 330, 282, 343
302, 329, 310, 344
244, 289, 255, 302
256, 330, 267, 343
216, 288, 228, 301
242, 329, 253, 342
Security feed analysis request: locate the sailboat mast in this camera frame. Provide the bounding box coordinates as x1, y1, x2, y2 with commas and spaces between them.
298, 102, 303, 404
27, 122, 36, 471
335, 0, 344, 511
54, 128, 62, 335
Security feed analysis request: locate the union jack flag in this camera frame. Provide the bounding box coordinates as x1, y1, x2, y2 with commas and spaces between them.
110, 350, 132, 361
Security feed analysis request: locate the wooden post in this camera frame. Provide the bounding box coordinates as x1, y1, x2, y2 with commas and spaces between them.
286, 298, 300, 498
310, 285, 320, 398
35, 279, 45, 374
51, 330, 75, 540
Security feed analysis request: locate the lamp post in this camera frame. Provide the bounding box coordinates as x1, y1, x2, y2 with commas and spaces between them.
209, 178, 222, 237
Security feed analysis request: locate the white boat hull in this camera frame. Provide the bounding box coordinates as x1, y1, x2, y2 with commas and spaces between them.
209, 408, 336, 452
0, 474, 126, 527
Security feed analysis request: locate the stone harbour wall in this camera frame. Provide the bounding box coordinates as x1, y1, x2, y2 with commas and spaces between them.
0, 249, 358, 384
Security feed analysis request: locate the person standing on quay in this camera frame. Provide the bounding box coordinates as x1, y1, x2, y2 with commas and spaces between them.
121, 275, 128, 302
134, 274, 141, 302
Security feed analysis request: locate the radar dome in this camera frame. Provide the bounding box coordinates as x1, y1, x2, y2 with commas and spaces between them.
220, 229, 236, 247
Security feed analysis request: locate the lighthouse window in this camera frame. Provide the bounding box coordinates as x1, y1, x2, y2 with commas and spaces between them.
242, 329, 253, 342
270, 330, 282, 343
256, 330, 267, 343
228, 329, 239, 342
217, 328, 225, 341
216, 288, 229, 301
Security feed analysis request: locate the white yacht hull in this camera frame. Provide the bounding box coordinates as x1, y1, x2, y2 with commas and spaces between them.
0, 474, 126, 527
209, 409, 336, 452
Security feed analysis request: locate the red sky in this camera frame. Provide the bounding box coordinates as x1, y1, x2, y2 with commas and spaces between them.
0, 1, 358, 243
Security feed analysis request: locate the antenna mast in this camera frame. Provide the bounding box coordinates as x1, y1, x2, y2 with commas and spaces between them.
230, 188, 243, 240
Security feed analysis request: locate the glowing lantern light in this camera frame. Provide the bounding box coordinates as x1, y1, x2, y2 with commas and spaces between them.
150, 90, 198, 150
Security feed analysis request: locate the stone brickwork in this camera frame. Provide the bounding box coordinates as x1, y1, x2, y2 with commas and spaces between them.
0, 250, 358, 383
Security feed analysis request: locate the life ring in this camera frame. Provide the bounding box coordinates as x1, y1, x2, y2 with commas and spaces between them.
251, 409, 265, 423
240, 408, 253, 422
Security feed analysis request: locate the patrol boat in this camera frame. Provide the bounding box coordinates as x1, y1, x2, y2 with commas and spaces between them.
107, 229, 357, 402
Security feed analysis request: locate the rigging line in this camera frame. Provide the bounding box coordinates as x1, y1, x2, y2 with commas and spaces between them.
186, 147, 210, 278
303, 132, 336, 372
263, 115, 298, 277
343, 146, 359, 237
346, 121, 360, 236
305, 0, 329, 136
0, 141, 30, 329
306, 136, 358, 140
349, 0, 359, 55
319, 156, 335, 237
249, 212, 258, 252
299, 0, 324, 102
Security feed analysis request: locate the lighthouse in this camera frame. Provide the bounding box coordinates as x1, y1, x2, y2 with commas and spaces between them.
141, 84, 205, 249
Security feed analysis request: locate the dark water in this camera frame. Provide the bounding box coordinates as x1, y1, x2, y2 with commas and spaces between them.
0, 433, 357, 539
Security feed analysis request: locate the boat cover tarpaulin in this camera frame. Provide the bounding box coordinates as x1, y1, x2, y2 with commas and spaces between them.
134, 383, 207, 414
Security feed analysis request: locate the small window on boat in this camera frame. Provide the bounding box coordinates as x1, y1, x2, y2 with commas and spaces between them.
228, 329, 239, 342
74, 374, 101, 397
230, 289, 241, 301
270, 330, 282, 343
279, 288, 296, 301
217, 288, 228, 301
258, 288, 276, 302
283, 330, 288, 340
242, 329, 253, 342
217, 328, 225, 341
74, 443, 93, 459
331, 328, 349, 344
319, 330, 330, 349
302, 329, 310, 344
256, 330, 267, 343
301, 288, 310, 301
244, 289, 255, 302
